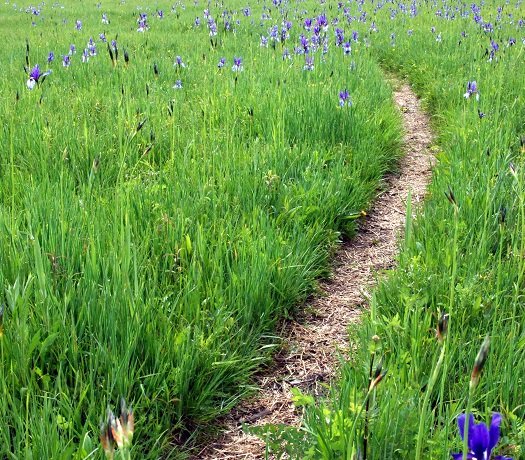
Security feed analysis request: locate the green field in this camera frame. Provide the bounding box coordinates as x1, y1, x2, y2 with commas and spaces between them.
0, 0, 524, 458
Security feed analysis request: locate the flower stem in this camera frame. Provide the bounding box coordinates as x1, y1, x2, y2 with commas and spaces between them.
415, 342, 446, 460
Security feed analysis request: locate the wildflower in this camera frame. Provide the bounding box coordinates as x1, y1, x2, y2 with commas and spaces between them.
232, 57, 243, 72
62, 55, 71, 67
408, 29, 413, 35
300, 35, 309, 53
464, 81, 479, 100
217, 57, 226, 68
99, 33, 107, 43
137, 19, 148, 32
75, 19, 82, 30
478, 109, 485, 119
260, 35, 268, 47
302, 55, 314, 71
173, 56, 186, 68
173, 80, 182, 89
343, 41, 352, 55
100, 397, 135, 459
26, 64, 51, 89
46, 51, 54, 62
101, 13, 109, 24
82, 48, 89, 62
339, 89, 352, 107
451, 413, 513, 460
69, 44, 76, 54
304, 17, 312, 31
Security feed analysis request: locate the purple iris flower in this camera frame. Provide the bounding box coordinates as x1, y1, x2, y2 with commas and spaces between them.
82, 48, 89, 62
260, 36, 268, 47
217, 57, 226, 68
304, 18, 312, 31
317, 13, 328, 32
335, 27, 345, 46
62, 55, 71, 67
137, 19, 149, 32
26, 64, 51, 90
101, 13, 109, 24
75, 20, 82, 30
208, 20, 217, 36
69, 44, 76, 55
451, 413, 513, 460
464, 81, 479, 100
174, 56, 187, 68
173, 80, 182, 89
339, 89, 352, 107
46, 51, 55, 62
300, 35, 309, 53
302, 55, 314, 71
232, 57, 243, 72
99, 33, 107, 43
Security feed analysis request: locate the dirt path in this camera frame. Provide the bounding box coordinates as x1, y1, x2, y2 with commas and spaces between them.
191, 81, 435, 459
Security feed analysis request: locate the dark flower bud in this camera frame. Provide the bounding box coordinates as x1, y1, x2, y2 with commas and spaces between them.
470, 334, 490, 390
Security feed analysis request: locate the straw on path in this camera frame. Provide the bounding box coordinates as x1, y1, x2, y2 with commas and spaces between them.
190, 80, 435, 459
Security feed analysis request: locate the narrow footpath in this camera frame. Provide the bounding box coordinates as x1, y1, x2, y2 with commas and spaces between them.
192, 80, 435, 459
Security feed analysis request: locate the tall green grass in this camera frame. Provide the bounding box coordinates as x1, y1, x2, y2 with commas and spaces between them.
0, 0, 402, 457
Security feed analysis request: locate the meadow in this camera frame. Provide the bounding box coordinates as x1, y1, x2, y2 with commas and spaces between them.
1, 0, 524, 458
0, 0, 402, 458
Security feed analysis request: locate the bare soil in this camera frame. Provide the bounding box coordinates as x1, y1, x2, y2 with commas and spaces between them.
190, 81, 435, 459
